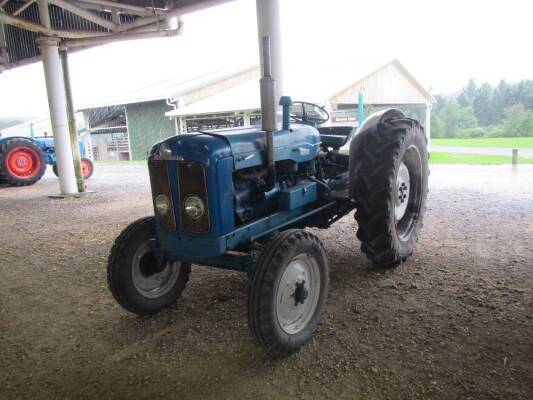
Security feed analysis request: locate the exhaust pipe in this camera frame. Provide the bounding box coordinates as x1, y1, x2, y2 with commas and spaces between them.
260, 36, 276, 190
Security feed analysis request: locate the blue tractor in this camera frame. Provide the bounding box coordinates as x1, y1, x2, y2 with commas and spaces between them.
107, 41, 429, 356
0, 136, 94, 186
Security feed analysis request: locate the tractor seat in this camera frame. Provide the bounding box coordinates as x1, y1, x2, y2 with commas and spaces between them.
318, 126, 355, 149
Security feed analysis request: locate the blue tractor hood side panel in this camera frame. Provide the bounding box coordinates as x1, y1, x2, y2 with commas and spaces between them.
149, 132, 233, 167
200, 124, 321, 170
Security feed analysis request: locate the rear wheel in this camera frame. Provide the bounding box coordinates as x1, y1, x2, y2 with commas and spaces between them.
248, 229, 329, 356
81, 158, 94, 179
0, 138, 46, 186
352, 118, 429, 267
52, 157, 94, 179
107, 217, 191, 315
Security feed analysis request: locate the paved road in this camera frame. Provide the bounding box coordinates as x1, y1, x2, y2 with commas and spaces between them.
432, 146, 533, 158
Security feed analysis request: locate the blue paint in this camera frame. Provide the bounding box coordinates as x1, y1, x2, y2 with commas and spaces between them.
279, 96, 293, 130
0, 136, 87, 167
147, 120, 340, 272
358, 91, 365, 127
199, 124, 321, 170
278, 181, 317, 210
156, 201, 336, 265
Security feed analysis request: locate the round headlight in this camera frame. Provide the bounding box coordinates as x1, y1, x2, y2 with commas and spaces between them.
154, 194, 170, 216
159, 142, 172, 156
184, 195, 205, 220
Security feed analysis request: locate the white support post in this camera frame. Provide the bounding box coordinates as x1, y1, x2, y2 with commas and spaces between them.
256, 0, 284, 128
37, 0, 77, 195
243, 112, 251, 127
425, 102, 432, 149
39, 37, 78, 194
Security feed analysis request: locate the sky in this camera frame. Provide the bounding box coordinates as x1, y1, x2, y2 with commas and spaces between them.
0, 0, 532, 118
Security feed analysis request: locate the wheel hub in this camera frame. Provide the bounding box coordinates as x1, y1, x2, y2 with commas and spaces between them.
131, 239, 181, 299
292, 280, 308, 306
7, 148, 40, 178
395, 162, 410, 221
276, 254, 321, 334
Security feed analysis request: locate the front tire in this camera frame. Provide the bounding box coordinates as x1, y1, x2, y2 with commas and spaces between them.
107, 217, 191, 315
0, 137, 46, 186
352, 118, 429, 267
248, 230, 329, 356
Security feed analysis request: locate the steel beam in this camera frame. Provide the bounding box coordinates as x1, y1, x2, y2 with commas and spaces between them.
61, 50, 85, 192
75, 0, 155, 14
166, 0, 236, 18
49, 0, 118, 31
0, 12, 114, 38
61, 23, 182, 48
12, 0, 37, 16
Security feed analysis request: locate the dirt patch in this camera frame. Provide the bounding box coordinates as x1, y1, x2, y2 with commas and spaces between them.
1, 163, 532, 400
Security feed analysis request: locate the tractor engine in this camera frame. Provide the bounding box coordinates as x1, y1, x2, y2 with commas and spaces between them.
147, 124, 321, 258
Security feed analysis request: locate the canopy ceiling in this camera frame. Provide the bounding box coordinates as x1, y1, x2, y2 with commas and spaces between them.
0, 0, 232, 71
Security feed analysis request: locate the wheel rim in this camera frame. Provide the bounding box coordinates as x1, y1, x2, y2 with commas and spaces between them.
131, 238, 181, 299
395, 162, 410, 221
275, 253, 321, 335
81, 160, 92, 178
395, 145, 423, 241
6, 147, 41, 179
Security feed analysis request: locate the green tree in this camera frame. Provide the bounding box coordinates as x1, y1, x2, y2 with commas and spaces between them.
440, 101, 461, 137
502, 104, 528, 136
431, 113, 444, 138
473, 83, 493, 125
520, 112, 533, 137
457, 79, 477, 107
433, 95, 447, 114
457, 106, 478, 129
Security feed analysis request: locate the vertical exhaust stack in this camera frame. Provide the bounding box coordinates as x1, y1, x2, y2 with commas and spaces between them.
260, 36, 277, 190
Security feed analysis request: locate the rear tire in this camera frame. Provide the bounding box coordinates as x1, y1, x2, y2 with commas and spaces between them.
0, 138, 46, 186
352, 118, 429, 267
52, 157, 94, 179
107, 217, 191, 315
248, 229, 329, 356
81, 158, 94, 179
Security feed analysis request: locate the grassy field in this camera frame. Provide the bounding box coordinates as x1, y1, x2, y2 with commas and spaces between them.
430, 152, 533, 165
431, 137, 533, 148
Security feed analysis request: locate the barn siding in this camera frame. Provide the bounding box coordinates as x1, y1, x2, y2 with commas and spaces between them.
330, 63, 429, 105
126, 100, 175, 160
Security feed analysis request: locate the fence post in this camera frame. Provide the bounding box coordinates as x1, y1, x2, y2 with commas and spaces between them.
512, 149, 518, 169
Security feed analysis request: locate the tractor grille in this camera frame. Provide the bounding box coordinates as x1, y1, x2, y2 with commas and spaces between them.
148, 160, 176, 231
178, 161, 210, 234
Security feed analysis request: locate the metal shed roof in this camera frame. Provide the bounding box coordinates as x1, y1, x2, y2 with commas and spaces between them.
167, 59, 434, 117
0, 0, 234, 71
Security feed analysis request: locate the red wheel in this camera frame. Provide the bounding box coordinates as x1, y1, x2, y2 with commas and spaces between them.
81, 157, 94, 179
7, 147, 42, 179
0, 137, 46, 186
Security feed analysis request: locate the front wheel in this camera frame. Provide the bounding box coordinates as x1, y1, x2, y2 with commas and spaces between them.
107, 217, 191, 315
248, 229, 329, 356
352, 118, 429, 267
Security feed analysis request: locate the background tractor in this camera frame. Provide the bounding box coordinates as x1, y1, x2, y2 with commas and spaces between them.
0, 135, 93, 186
107, 38, 429, 356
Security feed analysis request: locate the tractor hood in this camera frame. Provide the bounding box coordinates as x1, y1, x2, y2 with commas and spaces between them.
150, 124, 321, 170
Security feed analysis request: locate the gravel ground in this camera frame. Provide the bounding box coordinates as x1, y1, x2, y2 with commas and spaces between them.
1, 163, 532, 400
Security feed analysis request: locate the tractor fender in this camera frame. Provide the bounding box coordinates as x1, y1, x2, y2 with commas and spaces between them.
347, 108, 405, 199
0, 135, 40, 148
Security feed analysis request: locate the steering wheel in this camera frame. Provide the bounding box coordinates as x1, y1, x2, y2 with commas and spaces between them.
290, 101, 330, 125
